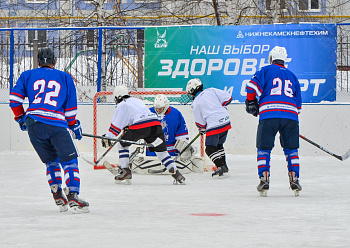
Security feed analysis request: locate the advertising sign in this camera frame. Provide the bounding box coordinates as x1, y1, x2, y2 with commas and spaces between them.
144, 24, 337, 103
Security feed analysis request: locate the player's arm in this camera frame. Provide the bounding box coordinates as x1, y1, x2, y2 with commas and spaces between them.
245, 71, 263, 117
9, 75, 27, 131
192, 104, 206, 135
64, 74, 82, 139
295, 77, 302, 114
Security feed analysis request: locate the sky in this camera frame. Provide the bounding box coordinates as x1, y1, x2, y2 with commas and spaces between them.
1, 150, 350, 248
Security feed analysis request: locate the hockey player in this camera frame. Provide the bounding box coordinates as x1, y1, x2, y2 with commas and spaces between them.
130, 94, 198, 174
9, 47, 89, 213
245, 46, 302, 197
147, 94, 190, 156
101, 85, 186, 184
186, 78, 232, 178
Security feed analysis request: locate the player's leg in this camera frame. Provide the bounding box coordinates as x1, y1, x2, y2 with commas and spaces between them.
145, 126, 185, 184
27, 120, 68, 212
280, 119, 302, 196
205, 131, 229, 178
256, 119, 279, 196
52, 127, 89, 212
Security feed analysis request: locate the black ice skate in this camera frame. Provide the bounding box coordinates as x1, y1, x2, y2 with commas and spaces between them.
64, 188, 89, 213
115, 167, 132, 184
51, 184, 68, 212
169, 167, 186, 184
289, 171, 302, 197
212, 165, 229, 178
257, 171, 269, 197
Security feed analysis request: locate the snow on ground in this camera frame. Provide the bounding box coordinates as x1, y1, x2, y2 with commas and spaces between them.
1, 151, 350, 248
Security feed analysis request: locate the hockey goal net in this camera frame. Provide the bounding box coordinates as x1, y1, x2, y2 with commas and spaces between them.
92, 90, 205, 169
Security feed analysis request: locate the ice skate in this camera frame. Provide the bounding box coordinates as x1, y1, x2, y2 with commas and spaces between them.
289, 171, 302, 197
212, 165, 229, 179
115, 166, 132, 184
64, 188, 89, 213
169, 167, 186, 184
51, 184, 68, 212
257, 172, 269, 197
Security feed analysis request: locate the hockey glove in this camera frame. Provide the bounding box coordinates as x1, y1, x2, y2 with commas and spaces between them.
245, 99, 259, 117
15, 114, 27, 131
199, 130, 206, 136
69, 119, 82, 140
101, 134, 115, 148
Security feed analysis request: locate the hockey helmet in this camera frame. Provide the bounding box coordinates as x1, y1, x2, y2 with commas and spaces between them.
186, 78, 203, 98
37, 47, 56, 66
153, 94, 170, 117
113, 85, 129, 104
268, 46, 287, 64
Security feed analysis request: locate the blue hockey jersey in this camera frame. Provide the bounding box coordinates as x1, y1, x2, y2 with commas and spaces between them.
246, 64, 302, 122
9, 67, 78, 128
146, 106, 189, 156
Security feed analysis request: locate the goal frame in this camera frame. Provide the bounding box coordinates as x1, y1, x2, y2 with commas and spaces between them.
92, 90, 205, 169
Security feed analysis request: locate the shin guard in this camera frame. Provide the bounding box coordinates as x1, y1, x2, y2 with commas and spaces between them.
118, 143, 130, 169
206, 145, 226, 168
284, 149, 300, 177
61, 158, 80, 193
257, 149, 271, 178
155, 151, 176, 171
46, 158, 63, 190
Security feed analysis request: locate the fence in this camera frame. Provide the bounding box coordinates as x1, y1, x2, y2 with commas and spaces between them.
0, 26, 144, 102
2, 24, 350, 102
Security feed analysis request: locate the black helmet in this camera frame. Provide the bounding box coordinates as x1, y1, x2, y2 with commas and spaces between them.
37, 47, 55, 66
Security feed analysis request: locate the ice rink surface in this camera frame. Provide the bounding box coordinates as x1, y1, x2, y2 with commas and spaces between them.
1, 150, 350, 248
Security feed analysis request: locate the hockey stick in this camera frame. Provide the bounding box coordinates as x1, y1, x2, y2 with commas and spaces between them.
82, 133, 155, 147
148, 132, 202, 173
103, 146, 143, 175
299, 134, 350, 161
82, 141, 118, 166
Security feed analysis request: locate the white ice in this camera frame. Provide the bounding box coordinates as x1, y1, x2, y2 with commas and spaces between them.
1, 150, 350, 248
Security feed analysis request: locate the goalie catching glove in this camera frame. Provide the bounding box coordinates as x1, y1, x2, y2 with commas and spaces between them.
101, 134, 116, 148
175, 139, 196, 160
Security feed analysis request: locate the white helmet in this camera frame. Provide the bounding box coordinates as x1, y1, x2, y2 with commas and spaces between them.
153, 94, 170, 117
113, 85, 129, 104
268, 46, 287, 64
186, 78, 203, 97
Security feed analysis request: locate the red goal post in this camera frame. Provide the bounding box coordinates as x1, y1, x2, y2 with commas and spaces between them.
92, 90, 205, 169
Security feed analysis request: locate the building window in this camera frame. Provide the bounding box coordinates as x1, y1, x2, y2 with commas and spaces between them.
265, 0, 286, 11
27, 30, 47, 50
298, 0, 320, 11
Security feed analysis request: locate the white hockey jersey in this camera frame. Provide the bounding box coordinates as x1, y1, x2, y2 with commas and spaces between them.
191, 88, 232, 137
106, 97, 160, 138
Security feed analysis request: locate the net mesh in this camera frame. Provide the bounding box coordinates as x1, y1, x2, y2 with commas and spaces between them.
92, 90, 205, 169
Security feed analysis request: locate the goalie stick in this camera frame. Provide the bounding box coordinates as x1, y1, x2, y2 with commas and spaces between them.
299, 134, 350, 161
148, 132, 202, 173
82, 133, 155, 147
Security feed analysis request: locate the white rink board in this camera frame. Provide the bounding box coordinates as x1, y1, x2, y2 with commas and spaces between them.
4, 103, 350, 157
